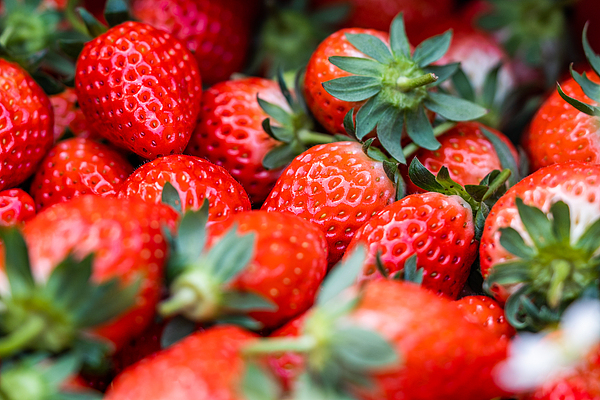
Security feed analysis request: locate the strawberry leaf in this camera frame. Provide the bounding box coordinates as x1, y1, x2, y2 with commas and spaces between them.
550, 201, 571, 245
405, 106, 439, 150
482, 64, 501, 108
161, 181, 182, 213
328, 56, 384, 76
317, 246, 366, 306
480, 127, 519, 185
242, 363, 280, 400
377, 110, 405, 163
76, 7, 107, 38
412, 30, 452, 67
574, 218, 600, 254
331, 327, 399, 370
257, 96, 293, 126
570, 67, 600, 104
263, 142, 301, 170
0, 227, 35, 297
403, 254, 422, 284
161, 316, 197, 348
104, 0, 131, 28
221, 291, 278, 312
322, 76, 382, 102
345, 33, 394, 64
355, 94, 388, 140
206, 225, 256, 284
389, 13, 410, 58
516, 198, 554, 249
424, 92, 488, 121
557, 83, 600, 116
423, 63, 459, 86
451, 68, 476, 102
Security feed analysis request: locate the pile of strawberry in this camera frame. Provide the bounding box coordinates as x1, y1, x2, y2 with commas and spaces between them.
2, 0, 600, 399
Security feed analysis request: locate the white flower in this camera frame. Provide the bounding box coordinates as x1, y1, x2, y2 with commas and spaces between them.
494, 299, 600, 393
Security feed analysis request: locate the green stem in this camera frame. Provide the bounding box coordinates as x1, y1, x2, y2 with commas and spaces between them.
65, 0, 89, 36
396, 73, 438, 92
402, 122, 456, 158
547, 259, 571, 308
0, 315, 45, 358
242, 335, 317, 356
297, 129, 336, 146
158, 287, 198, 317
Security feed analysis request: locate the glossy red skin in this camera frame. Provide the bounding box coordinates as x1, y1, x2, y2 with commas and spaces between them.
313, 0, 455, 37
50, 88, 96, 141
523, 73, 600, 171
207, 210, 328, 330
261, 141, 396, 266
132, 0, 253, 85
118, 154, 251, 224
75, 21, 202, 159
270, 281, 510, 400
3, 195, 179, 351
480, 162, 600, 301
304, 28, 389, 136
347, 192, 477, 299
455, 295, 516, 340
404, 122, 519, 193
185, 77, 286, 205
30, 138, 133, 211
104, 326, 257, 400
0, 189, 35, 226
0, 59, 54, 191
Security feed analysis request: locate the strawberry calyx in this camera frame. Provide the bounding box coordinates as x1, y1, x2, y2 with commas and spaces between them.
484, 198, 600, 332
557, 24, 600, 117
159, 184, 276, 330
242, 247, 400, 399
408, 157, 513, 240
0, 353, 102, 400
261, 70, 339, 170
323, 13, 487, 162
0, 228, 139, 358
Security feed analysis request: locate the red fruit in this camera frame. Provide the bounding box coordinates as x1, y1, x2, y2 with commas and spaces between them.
455, 295, 516, 340
523, 72, 600, 171
404, 122, 518, 193
206, 211, 328, 329
0, 59, 54, 191
261, 141, 396, 266
304, 28, 389, 136
0, 189, 35, 226
75, 21, 202, 159
14, 195, 178, 350
30, 138, 133, 210
131, 0, 254, 85
185, 77, 286, 205
104, 326, 258, 400
118, 154, 251, 224
347, 192, 477, 299
480, 162, 600, 324
49, 88, 96, 141
313, 0, 455, 37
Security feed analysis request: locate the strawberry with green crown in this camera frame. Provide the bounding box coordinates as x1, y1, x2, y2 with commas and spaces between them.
303, 13, 486, 162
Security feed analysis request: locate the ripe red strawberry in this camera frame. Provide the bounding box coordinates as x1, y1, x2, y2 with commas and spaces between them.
185, 76, 332, 206
261, 141, 397, 266
480, 162, 600, 330
49, 88, 97, 141
131, 0, 256, 85
75, 21, 202, 159
347, 192, 477, 299
313, 0, 456, 37
0, 59, 54, 191
0, 189, 35, 226
104, 326, 260, 400
255, 279, 510, 400
160, 209, 328, 330
455, 295, 516, 340
404, 121, 519, 193
0, 195, 178, 354
30, 137, 133, 210
118, 154, 251, 224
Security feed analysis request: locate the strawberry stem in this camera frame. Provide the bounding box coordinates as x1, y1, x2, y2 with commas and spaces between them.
0, 315, 45, 357
242, 336, 318, 356
296, 130, 336, 146
396, 73, 438, 92
159, 271, 220, 321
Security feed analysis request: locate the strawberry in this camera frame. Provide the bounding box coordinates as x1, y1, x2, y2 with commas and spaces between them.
118, 154, 251, 224
480, 162, 600, 331
0, 59, 54, 191
185, 75, 333, 206
455, 295, 516, 340
75, 21, 202, 159
104, 325, 262, 400
247, 254, 510, 400
312, 0, 456, 37
404, 121, 520, 193
49, 88, 97, 141
524, 27, 600, 171
261, 141, 397, 266
131, 0, 256, 85
30, 137, 133, 210
0, 195, 178, 356
160, 208, 328, 330
0, 188, 35, 226
303, 13, 486, 161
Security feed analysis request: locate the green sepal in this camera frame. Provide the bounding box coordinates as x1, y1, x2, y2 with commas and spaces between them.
76, 7, 108, 38
405, 106, 439, 151
216, 315, 265, 330
160, 315, 197, 348
424, 91, 488, 121
71, 337, 113, 373
331, 326, 399, 370
104, 0, 131, 28
343, 108, 356, 137
550, 201, 571, 245
474, 206, 487, 240
389, 13, 410, 58
31, 70, 65, 95
344, 33, 394, 64
412, 30, 452, 68
293, 373, 358, 400
485, 259, 531, 286
557, 83, 600, 116
423, 63, 459, 87
482, 64, 501, 108
402, 254, 423, 285
317, 246, 366, 306
328, 56, 385, 77
263, 141, 302, 170
0, 227, 35, 298
58, 38, 87, 61
378, 111, 405, 164
570, 66, 600, 105
241, 362, 280, 400
322, 76, 382, 102
354, 94, 388, 140
204, 224, 256, 284
515, 198, 554, 249
480, 127, 519, 186
450, 68, 476, 102
498, 226, 535, 259
257, 96, 293, 127
161, 181, 183, 214
574, 217, 600, 254
221, 291, 278, 313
